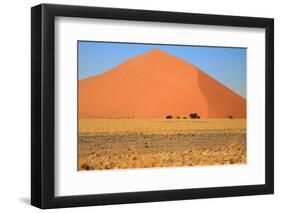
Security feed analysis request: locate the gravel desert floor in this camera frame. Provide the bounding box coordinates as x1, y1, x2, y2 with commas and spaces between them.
78, 119, 246, 170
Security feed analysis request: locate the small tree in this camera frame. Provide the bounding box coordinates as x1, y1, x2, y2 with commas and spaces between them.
227, 115, 233, 119
189, 113, 200, 119
176, 116, 181, 119
166, 115, 173, 119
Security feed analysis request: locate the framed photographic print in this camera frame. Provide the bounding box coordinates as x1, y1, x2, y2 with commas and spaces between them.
31, 3, 274, 209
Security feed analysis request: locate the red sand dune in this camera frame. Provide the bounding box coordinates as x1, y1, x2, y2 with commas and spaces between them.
79, 49, 246, 119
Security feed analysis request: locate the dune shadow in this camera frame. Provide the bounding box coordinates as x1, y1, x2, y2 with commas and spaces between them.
197, 68, 246, 118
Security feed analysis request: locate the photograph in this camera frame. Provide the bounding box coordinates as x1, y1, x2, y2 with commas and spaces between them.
78, 41, 247, 171
30, 3, 274, 209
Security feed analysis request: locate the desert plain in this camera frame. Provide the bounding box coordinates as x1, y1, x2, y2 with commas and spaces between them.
79, 118, 246, 170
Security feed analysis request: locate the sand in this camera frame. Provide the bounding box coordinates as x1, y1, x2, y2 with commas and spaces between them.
79, 119, 246, 170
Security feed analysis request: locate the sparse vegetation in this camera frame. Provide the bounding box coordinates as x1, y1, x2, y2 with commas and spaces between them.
189, 113, 200, 119
183, 117, 187, 119
227, 115, 233, 119
176, 116, 181, 119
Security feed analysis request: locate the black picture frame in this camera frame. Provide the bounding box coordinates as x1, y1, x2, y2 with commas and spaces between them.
31, 3, 274, 209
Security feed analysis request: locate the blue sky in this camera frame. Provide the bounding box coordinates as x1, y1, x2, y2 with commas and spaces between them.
78, 41, 246, 98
